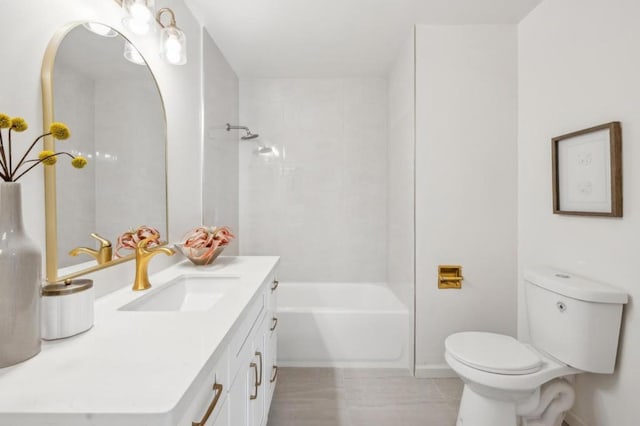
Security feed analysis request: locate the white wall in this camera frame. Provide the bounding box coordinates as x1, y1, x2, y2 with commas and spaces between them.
1, 0, 203, 296
387, 28, 415, 371
239, 78, 387, 282
387, 29, 415, 310
414, 25, 518, 375
202, 29, 239, 255
518, 1, 640, 424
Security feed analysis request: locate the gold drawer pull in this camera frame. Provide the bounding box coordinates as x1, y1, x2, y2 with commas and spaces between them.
271, 280, 279, 292
249, 363, 259, 400
192, 382, 223, 426
270, 365, 278, 383
270, 317, 278, 331
255, 351, 263, 386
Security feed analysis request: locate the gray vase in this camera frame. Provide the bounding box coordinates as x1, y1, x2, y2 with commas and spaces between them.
0, 182, 41, 368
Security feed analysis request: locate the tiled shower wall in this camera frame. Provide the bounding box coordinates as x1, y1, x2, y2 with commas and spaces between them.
387, 31, 415, 311
54, 69, 164, 267
202, 29, 239, 254
56, 71, 167, 267
239, 79, 387, 282
54, 64, 96, 267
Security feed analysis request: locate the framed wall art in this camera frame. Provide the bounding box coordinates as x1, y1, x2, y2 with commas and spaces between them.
552, 122, 622, 217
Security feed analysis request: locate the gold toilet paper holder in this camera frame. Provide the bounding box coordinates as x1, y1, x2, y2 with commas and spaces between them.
438, 265, 463, 289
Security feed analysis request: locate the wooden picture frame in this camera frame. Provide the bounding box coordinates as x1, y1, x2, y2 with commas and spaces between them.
552, 122, 622, 217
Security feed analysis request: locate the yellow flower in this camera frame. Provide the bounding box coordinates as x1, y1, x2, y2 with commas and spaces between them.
0, 114, 10, 129
49, 122, 70, 140
71, 156, 87, 169
39, 150, 57, 165
10, 117, 28, 132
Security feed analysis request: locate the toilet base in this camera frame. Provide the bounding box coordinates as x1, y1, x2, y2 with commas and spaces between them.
456, 384, 519, 426
455, 379, 574, 426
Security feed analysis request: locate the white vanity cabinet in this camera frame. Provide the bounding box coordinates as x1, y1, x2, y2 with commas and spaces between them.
179, 274, 278, 426
0, 257, 279, 426
265, 279, 279, 407
228, 274, 279, 426
249, 314, 268, 426
177, 347, 229, 426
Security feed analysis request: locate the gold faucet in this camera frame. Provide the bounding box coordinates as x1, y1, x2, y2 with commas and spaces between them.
132, 237, 175, 291
69, 233, 113, 265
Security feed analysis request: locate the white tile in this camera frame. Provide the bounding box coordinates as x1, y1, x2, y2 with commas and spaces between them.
239, 79, 388, 282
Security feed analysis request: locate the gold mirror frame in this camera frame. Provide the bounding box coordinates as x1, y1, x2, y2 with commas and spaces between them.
41, 22, 169, 283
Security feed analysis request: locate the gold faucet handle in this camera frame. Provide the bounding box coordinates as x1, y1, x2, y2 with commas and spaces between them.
136, 237, 157, 248
90, 233, 112, 248
137, 237, 174, 254
68, 233, 113, 265
137, 236, 158, 251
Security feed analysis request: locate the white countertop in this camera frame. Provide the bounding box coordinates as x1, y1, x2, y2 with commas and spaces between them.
0, 256, 278, 425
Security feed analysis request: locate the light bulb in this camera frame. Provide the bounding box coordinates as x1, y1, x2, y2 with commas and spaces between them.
127, 19, 151, 35
123, 42, 146, 65
164, 35, 182, 64
122, 0, 155, 35
159, 26, 186, 65
82, 23, 117, 37
130, 3, 152, 21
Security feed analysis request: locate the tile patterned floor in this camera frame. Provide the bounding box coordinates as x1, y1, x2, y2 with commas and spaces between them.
267, 368, 463, 426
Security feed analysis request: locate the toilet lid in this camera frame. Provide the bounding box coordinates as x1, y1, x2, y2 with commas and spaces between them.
445, 332, 543, 375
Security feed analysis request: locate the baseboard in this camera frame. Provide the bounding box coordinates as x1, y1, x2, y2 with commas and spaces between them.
415, 364, 457, 378
278, 360, 411, 370
277, 361, 457, 378
564, 411, 587, 426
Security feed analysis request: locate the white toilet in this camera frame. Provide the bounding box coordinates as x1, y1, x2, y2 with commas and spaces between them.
445, 266, 628, 426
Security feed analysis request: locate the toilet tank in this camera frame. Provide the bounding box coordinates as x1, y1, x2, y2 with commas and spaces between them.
524, 267, 628, 374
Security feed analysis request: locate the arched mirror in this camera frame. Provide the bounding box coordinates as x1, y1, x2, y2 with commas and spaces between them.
42, 22, 167, 283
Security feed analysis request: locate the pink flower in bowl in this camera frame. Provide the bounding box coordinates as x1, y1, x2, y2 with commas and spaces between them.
176, 226, 235, 266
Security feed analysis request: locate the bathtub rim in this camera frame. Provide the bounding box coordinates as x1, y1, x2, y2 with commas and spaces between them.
276, 281, 409, 313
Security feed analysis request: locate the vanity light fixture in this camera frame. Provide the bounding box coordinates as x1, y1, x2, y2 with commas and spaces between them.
121, 0, 155, 35
156, 8, 187, 65
116, 0, 187, 65
123, 41, 146, 65
82, 22, 118, 37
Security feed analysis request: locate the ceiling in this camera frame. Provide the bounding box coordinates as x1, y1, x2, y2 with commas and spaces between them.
185, 0, 542, 78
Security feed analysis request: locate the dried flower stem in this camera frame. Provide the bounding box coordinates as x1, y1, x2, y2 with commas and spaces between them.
8, 128, 12, 174
11, 133, 50, 180
13, 151, 74, 182
0, 132, 10, 179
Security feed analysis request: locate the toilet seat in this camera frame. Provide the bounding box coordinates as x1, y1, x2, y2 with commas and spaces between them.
445, 333, 579, 393
445, 332, 542, 375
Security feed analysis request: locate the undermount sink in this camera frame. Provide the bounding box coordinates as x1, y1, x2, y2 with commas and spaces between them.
119, 275, 239, 312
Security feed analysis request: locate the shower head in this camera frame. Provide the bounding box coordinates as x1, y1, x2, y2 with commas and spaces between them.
226, 123, 259, 140
241, 132, 260, 140
253, 143, 279, 157
226, 123, 276, 157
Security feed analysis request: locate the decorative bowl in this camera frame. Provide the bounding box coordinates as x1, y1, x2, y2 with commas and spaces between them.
174, 244, 224, 266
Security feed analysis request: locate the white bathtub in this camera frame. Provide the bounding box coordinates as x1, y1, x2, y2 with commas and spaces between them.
277, 282, 410, 368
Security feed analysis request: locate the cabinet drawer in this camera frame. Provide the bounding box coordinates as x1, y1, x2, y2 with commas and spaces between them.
266, 328, 278, 408
178, 348, 229, 426
211, 399, 229, 426
266, 274, 278, 312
